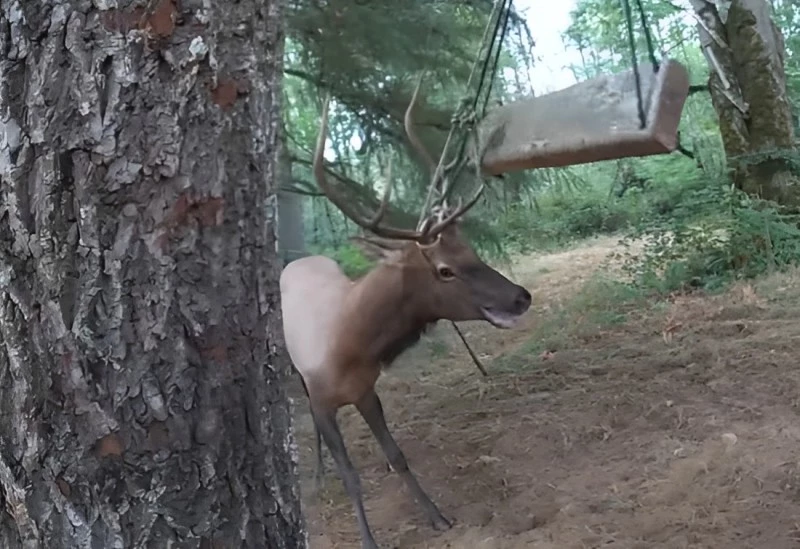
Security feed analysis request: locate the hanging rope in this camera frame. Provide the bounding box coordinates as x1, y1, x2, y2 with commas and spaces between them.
471, 0, 512, 119
440, 0, 512, 205
416, 0, 512, 226
635, 0, 659, 70
478, 1, 513, 125
620, 0, 663, 130
621, 0, 695, 160
409, 0, 513, 377
621, 0, 647, 130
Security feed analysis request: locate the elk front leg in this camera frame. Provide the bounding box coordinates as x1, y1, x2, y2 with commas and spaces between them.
356, 390, 453, 531
311, 403, 379, 549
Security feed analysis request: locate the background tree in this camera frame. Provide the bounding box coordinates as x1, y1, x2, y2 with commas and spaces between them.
689, 0, 798, 207
0, 0, 305, 547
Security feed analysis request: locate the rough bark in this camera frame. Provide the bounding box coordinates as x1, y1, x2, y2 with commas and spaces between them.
0, 1, 306, 547
691, 0, 800, 206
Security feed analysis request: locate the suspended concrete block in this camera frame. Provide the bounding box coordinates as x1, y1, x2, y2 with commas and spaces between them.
478, 59, 690, 175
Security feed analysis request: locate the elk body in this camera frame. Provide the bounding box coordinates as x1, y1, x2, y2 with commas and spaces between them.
280, 92, 531, 549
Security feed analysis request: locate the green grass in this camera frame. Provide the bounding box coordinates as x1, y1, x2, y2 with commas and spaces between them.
491, 275, 650, 374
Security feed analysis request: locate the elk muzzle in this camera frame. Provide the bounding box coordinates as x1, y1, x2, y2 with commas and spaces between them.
454, 263, 532, 329
479, 283, 531, 328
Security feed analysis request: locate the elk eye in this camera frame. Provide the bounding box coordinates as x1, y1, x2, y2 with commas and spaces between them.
438, 266, 455, 280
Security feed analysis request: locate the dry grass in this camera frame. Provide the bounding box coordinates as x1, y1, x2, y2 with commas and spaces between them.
289, 237, 800, 549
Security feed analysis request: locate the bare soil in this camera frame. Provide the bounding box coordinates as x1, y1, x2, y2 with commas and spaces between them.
288, 235, 800, 549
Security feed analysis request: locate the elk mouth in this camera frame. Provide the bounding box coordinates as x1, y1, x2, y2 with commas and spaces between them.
480, 307, 522, 329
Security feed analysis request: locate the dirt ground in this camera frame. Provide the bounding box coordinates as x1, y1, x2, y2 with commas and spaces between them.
288, 235, 800, 549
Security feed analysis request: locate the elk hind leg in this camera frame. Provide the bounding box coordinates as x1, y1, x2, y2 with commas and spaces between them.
299, 377, 325, 492
356, 389, 452, 531
312, 402, 379, 549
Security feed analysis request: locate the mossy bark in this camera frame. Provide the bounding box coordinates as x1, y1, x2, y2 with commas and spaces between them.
691, 0, 800, 207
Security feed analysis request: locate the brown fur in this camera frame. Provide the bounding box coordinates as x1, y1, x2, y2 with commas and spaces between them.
299, 225, 530, 410
279, 85, 533, 549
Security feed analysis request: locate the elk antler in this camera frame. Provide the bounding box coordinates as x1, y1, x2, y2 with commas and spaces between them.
401, 78, 487, 239
404, 74, 437, 177
314, 95, 418, 240
424, 183, 485, 236
405, 74, 483, 230
314, 93, 484, 243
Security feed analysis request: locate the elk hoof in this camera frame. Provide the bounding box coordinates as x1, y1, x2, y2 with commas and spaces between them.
312, 476, 325, 499
431, 514, 453, 531
361, 535, 382, 549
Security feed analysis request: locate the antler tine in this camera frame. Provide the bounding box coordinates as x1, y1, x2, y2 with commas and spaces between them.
423, 182, 486, 240
404, 73, 438, 178
314, 93, 426, 241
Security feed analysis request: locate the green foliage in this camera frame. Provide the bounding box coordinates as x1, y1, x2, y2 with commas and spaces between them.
772, 0, 800, 106
331, 243, 375, 279
282, 0, 535, 214
497, 191, 636, 255
550, 195, 633, 238
304, 241, 375, 279
620, 179, 800, 293
493, 148, 800, 297
283, 0, 800, 300
564, 0, 701, 80
493, 148, 708, 256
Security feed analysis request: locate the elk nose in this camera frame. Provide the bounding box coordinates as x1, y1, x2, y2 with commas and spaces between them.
515, 287, 532, 311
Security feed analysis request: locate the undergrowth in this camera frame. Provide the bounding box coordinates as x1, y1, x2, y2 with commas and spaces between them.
619, 180, 800, 293
490, 166, 800, 373
500, 159, 800, 294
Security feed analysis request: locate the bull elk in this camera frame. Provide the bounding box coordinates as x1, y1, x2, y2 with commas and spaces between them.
279, 89, 532, 549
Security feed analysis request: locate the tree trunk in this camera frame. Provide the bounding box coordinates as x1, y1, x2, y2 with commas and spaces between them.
0, 1, 306, 547
277, 142, 306, 265
691, 0, 800, 207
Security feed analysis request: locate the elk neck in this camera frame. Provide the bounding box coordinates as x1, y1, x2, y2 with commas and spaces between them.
344, 246, 437, 367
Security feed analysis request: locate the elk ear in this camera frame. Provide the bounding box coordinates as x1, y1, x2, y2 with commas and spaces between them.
349, 235, 406, 262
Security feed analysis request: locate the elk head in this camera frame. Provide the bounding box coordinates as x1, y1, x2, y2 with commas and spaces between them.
314, 89, 531, 329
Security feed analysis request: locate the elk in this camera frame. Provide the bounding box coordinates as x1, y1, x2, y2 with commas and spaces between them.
279, 89, 532, 549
